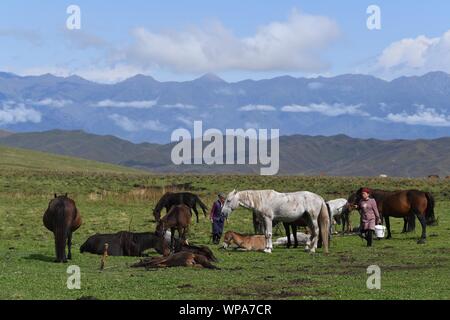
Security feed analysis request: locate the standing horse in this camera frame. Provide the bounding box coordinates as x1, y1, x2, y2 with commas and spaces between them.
156, 204, 192, 253
221, 190, 330, 254
282, 198, 346, 249
347, 188, 436, 244
153, 192, 208, 223
43, 194, 82, 263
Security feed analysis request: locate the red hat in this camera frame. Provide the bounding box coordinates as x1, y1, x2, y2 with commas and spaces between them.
361, 188, 371, 194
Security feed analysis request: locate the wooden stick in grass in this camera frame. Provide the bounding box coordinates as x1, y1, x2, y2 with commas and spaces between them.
100, 243, 109, 271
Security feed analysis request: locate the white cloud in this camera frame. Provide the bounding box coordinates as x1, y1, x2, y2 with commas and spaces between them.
372, 30, 450, 78
385, 106, 450, 127
0, 28, 43, 46
108, 114, 166, 132
307, 82, 324, 90
176, 117, 194, 127
126, 9, 339, 73
161, 103, 196, 109
32, 98, 73, 108
239, 104, 276, 112
244, 122, 260, 129
93, 99, 157, 109
0, 102, 41, 125
281, 103, 369, 117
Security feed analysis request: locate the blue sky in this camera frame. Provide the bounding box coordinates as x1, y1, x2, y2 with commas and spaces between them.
1, 0, 450, 82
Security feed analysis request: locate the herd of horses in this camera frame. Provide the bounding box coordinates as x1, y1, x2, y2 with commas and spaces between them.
42, 187, 437, 268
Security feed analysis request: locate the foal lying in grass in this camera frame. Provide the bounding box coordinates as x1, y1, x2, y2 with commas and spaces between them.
221, 231, 266, 251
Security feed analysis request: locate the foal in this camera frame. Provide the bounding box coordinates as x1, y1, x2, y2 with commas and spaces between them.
156, 204, 191, 252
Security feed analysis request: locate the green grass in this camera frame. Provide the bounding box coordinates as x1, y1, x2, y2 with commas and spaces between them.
0, 145, 145, 174
0, 150, 449, 299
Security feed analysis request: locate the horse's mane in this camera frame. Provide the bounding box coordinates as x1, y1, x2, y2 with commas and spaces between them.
238, 190, 275, 212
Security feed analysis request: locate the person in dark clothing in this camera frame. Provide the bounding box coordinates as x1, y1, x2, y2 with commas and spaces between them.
357, 188, 382, 247
210, 192, 226, 244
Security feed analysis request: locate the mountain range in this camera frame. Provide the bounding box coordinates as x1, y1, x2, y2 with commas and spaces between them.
1, 129, 449, 177
1, 71, 450, 143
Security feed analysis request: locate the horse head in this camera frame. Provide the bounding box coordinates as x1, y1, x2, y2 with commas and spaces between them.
221, 189, 239, 218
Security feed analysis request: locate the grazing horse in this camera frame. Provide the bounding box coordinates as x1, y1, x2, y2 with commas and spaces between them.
221, 190, 330, 254
222, 231, 266, 251
347, 188, 436, 244
131, 252, 219, 269
153, 192, 208, 223
156, 204, 192, 252
43, 194, 82, 263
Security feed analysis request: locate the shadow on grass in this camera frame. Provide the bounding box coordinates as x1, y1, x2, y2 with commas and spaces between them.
24, 254, 55, 263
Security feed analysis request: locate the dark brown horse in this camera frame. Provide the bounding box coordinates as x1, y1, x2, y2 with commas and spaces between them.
153, 192, 208, 223
346, 188, 436, 244
131, 251, 219, 269
43, 194, 82, 262
156, 204, 191, 252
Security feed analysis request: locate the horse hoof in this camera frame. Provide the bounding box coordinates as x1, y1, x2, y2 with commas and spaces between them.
263, 249, 272, 254
417, 239, 426, 244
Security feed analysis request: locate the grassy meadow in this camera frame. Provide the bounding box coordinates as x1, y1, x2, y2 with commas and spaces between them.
0, 146, 449, 300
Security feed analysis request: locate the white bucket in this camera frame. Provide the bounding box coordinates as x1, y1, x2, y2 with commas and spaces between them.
375, 225, 386, 238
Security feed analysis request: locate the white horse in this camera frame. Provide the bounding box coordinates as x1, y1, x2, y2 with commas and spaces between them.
221, 190, 330, 254
326, 198, 348, 233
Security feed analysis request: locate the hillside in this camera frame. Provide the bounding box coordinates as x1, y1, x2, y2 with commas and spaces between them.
0, 144, 146, 174
2, 71, 450, 142
1, 130, 450, 177
0, 129, 12, 138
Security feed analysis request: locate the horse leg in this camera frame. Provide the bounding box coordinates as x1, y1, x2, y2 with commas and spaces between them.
309, 219, 319, 253
292, 225, 298, 248
385, 216, 392, 239
283, 223, 291, 248
415, 210, 427, 244
67, 232, 72, 260
170, 227, 175, 252
263, 215, 273, 253
402, 217, 408, 233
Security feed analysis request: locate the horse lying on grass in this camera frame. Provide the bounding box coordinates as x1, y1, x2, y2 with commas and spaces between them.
131, 252, 220, 269
80, 231, 217, 261
273, 232, 310, 247
221, 231, 266, 251
80, 231, 169, 257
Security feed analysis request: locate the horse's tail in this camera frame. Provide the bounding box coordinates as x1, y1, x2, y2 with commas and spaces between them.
326, 202, 332, 240
318, 200, 330, 254
195, 195, 208, 216
424, 192, 437, 225
54, 200, 68, 261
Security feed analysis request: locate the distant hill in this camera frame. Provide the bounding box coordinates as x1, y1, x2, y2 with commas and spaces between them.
0, 143, 146, 174
0, 130, 449, 177
0, 129, 13, 138
2, 71, 450, 142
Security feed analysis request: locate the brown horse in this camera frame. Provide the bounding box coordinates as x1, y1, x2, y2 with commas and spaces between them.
346, 188, 436, 244
43, 194, 82, 262
131, 251, 219, 269
156, 204, 191, 252
222, 231, 266, 251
